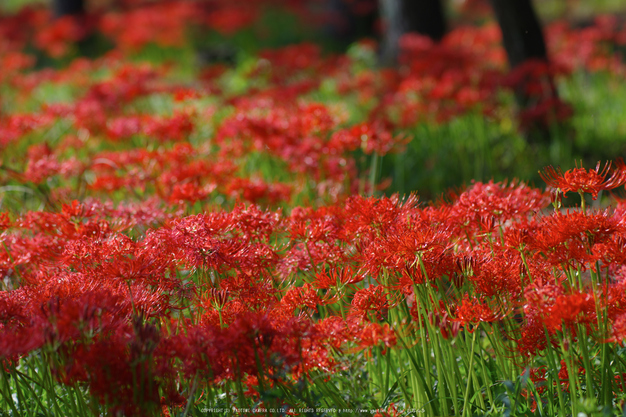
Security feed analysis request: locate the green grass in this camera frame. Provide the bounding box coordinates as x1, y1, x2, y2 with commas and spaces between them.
0, 0, 44, 13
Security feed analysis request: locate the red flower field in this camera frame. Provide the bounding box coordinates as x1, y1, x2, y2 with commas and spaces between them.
2, 0, 626, 416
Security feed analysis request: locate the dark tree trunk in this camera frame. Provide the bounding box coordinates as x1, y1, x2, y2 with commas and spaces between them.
379, 0, 446, 65
489, 0, 566, 139
52, 0, 84, 18
489, 0, 547, 67
403, 0, 446, 42
325, 0, 379, 50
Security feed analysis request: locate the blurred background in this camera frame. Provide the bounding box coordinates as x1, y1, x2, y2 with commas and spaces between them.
2, 0, 626, 204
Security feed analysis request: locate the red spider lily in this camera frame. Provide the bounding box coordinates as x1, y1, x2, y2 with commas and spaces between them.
362, 220, 455, 285
34, 15, 90, 58
205, 6, 257, 35
541, 291, 596, 333
355, 322, 397, 353
0, 273, 146, 367
312, 265, 364, 289
214, 101, 346, 182
225, 177, 293, 205
328, 121, 410, 156
0, 113, 56, 149
466, 246, 524, 298
517, 313, 553, 358
448, 180, 549, 244
528, 209, 626, 268
168, 182, 216, 205
608, 313, 626, 343
145, 213, 279, 273
0, 289, 34, 345
0, 233, 63, 284
518, 97, 573, 130
227, 203, 282, 242
87, 144, 236, 201
79, 64, 161, 114
104, 115, 143, 141
278, 236, 348, 278
65, 237, 179, 297
0, 322, 45, 368
516, 279, 570, 356
547, 17, 626, 76
281, 283, 324, 315
526, 361, 578, 403
4, 4, 626, 411
21, 202, 111, 240
539, 158, 626, 200
156, 322, 224, 382
524, 278, 564, 309
452, 295, 502, 330
0, 212, 11, 230
0, 51, 35, 86
591, 270, 626, 339
23, 143, 60, 184
315, 315, 349, 349
56, 320, 164, 417
166, 312, 335, 382
343, 193, 419, 238
258, 43, 324, 82
143, 112, 196, 143
219, 272, 276, 312
100, 2, 200, 52
428, 308, 462, 341
350, 286, 390, 321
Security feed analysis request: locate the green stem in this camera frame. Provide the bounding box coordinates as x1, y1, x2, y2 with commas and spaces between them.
0, 366, 20, 416
543, 327, 566, 417
579, 191, 585, 213
368, 153, 381, 197
462, 329, 478, 417
577, 325, 595, 400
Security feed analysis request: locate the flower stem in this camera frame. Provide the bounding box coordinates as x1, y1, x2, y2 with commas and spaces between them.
462, 329, 478, 417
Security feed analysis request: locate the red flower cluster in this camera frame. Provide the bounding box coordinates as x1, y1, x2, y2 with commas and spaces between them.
2, 2, 626, 412
540, 158, 626, 200
1, 158, 626, 411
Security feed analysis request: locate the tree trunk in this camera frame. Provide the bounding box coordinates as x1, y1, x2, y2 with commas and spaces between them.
325, 0, 379, 50
489, 0, 547, 67
403, 0, 446, 42
52, 0, 84, 18
379, 0, 446, 65
489, 0, 566, 139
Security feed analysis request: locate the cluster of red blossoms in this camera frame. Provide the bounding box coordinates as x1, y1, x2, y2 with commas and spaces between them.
2, 0, 626, 415
0, 1, 625, 134
2, 163, 626, 413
